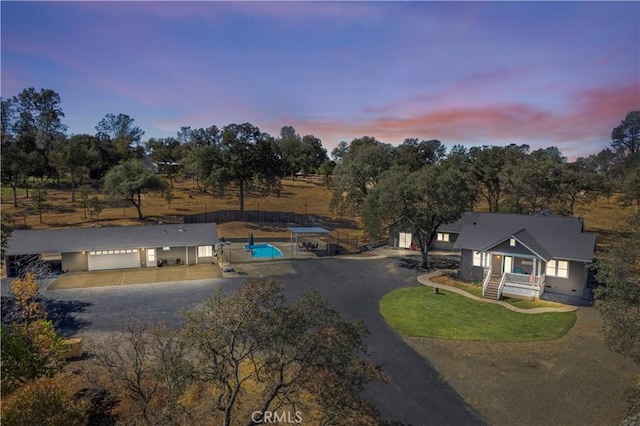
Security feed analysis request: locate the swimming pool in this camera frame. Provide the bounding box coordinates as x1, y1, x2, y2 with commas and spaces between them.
244, 244, 284, 259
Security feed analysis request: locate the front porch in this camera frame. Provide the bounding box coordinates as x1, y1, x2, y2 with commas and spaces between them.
481, 253, 546, 300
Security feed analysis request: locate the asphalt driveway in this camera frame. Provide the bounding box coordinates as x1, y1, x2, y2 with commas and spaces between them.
43, 257, 484, 426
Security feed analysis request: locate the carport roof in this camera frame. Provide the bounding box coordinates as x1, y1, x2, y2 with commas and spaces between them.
288, 227, 330, 234
7, 223, 218, 255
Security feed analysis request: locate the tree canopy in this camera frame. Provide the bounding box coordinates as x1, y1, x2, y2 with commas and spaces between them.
363, 163, 474, 268
211, 123, 283, 211
93, 278, 386, 425
330, 136, 394, 216
103, 159, 167, 219
611, 110, 640, 159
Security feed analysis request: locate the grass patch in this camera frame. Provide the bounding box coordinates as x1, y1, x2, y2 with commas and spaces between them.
1, 185, 26, 199
380, 287, 576, 342
503, 298, 565, 309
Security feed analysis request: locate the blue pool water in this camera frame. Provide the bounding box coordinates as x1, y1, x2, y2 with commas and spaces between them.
244, 244, 284, 259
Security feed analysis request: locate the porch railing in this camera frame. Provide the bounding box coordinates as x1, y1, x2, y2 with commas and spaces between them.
504, 272, 544, 287
497, 273, 507, 297
503, 272, 546, 298
482, 267, 492, 298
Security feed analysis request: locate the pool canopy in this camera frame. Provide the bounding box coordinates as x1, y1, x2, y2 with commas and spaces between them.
288, 227, 331, 254
288, 227, 330, 235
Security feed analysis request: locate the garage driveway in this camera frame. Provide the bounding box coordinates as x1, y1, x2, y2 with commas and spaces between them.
48, 264, 221, 290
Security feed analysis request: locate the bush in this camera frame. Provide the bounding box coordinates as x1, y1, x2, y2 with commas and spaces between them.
1, 378, 87, 426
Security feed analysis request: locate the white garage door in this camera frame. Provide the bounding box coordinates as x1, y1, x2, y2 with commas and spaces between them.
88, 249, 140, 271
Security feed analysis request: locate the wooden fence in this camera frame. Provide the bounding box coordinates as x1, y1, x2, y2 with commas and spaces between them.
184, 210, 308, 224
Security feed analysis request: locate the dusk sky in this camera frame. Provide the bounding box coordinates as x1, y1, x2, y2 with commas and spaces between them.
2, 1, 639, 159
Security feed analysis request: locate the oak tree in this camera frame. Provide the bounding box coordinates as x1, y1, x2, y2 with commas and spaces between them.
103, 159, 167, 219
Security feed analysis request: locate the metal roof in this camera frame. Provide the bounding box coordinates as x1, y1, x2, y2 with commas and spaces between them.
288, 227, 331, 235
7, 223, 218, 255
452, 212, 595, 262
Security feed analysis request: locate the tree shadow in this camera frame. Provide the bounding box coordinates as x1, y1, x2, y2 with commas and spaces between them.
244, 223, 290, 233
395, 257, 423, 270
43, 298, 93, 336
0, 296, 93, 337
303, 214, 361, 230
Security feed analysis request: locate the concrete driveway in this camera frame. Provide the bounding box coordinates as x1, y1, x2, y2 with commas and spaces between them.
48, 264, 221, 290
44, 257, 483, 425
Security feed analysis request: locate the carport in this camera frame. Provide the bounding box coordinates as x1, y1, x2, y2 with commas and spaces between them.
288, 227, 331, 255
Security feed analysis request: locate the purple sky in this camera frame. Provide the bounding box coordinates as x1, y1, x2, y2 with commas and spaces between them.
2, 1, 638, 159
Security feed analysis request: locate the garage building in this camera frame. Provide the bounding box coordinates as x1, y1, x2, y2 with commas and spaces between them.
5, 223, 218, 276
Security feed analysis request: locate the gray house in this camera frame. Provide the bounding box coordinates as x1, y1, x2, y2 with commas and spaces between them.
388, 213, 478, 251
6, 223, 218, 276
451, 212, 596, 300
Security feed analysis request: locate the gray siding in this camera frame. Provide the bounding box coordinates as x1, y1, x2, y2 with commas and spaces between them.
61, 252, 88, 272
187, 246, 197, 265
156, 246, 189, 265
460, 249, 485, 282
431, 232, 459, 251
544, 261, 588, 296
487, 239, 537, 257
513, 257, 536, 275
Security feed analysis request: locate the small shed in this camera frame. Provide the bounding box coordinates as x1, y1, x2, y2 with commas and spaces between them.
388, 217, 422, 249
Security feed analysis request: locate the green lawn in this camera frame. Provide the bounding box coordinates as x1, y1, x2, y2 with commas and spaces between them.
1, 185, 26, 199
380, 287, 576, 342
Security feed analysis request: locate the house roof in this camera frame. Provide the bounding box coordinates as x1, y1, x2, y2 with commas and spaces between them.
438, 212, 480, 233
7, 223, 218, 256
451, 212, 595, 262
481, 228, 553, 261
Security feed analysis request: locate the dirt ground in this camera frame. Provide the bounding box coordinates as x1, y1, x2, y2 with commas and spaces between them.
405, 307, 639, 426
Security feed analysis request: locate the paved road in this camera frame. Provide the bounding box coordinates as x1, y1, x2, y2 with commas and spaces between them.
43, 257, 484, 426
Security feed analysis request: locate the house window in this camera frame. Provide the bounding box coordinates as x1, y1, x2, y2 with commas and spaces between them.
557, 261, 568, 278
473, 251, 481, 266
483, 252, 490, 268
198, 246, 212, 257
509, 237, 516, 247
437, 232, 449, 242
546, 260, 569, 278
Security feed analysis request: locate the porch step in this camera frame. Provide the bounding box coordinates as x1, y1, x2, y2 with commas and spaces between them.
483, 278, 501, 300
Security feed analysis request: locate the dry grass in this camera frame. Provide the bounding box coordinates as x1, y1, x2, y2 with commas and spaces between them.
405, 307, 640, 425
3, 177, 632, 243
1, 176, 364, 238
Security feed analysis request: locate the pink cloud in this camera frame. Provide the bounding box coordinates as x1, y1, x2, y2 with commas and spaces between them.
276, 81, 639, 160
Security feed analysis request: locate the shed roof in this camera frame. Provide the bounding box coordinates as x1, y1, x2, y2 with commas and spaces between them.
452, 212, 595, 262
7, 223, 218, 255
